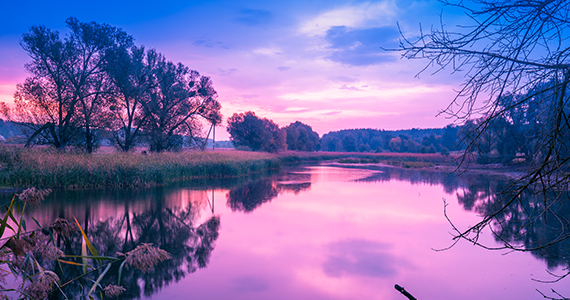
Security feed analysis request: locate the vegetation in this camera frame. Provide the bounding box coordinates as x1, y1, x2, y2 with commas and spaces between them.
0, 146, 282, 189
397, 0, 570, 287
0, 186, 220, 299
226, 111, 286, 152
320, 126, 458, 154
0, 144, 458, 190
0, 17, 221, 153
284, 121, 320, 151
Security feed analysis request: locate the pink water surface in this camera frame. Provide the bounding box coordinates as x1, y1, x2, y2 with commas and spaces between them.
144, 166, 569, 300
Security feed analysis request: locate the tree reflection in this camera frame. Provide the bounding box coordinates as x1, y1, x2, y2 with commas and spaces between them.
348, 165, 570, 273
226, 178, 311, 213
40, 188, 220, 300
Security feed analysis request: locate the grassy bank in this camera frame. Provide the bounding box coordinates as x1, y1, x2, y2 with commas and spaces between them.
0, 146, 284, 189
0, 146, 457, 189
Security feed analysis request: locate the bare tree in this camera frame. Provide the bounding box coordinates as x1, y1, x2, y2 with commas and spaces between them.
397, 1, 570, 255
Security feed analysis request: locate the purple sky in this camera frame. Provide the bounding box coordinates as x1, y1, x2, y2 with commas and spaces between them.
0, 0, 468, 139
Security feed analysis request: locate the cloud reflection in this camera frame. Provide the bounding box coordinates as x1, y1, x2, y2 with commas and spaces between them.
323, 239, 399, 278
232, 275, 270, 292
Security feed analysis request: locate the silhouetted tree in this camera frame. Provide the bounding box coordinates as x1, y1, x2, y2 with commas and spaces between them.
142, 57, 222, 152
104, 46, 155, 151
284, 121, 320, 151
341, 134, 357, 152
1, 17, 133, 152
226, 111, 286, 152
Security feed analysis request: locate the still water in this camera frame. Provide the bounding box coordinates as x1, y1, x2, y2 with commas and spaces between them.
13, 164, 570, 299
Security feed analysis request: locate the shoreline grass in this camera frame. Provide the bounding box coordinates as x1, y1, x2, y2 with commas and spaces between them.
0, 145, 457, 190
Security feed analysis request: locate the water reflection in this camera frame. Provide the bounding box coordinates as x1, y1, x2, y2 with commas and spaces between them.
7, 164, 570, 299
22, 187, 220, 299
323, 239, 400, 278
227, 176, 311, 213
341, 164, 570, 272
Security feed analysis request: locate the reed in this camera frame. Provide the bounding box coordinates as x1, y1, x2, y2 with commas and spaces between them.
0, 146, 282, 189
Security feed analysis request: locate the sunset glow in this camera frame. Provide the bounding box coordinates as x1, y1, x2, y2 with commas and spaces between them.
0, 0, 466, 139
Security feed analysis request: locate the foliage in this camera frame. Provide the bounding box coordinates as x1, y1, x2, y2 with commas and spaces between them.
284, 121, 320, 151
320, 127, 458, 153
143, 55, 221, 152
226, 111, 286, 153
0, 145, 282, 189
0, 17, 221, 153
0, 188, 177, 299
2, 17, 133, 153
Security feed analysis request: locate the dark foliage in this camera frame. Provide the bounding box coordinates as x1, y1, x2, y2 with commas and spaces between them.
226, 111, 286, 152
284, 121, 320, 151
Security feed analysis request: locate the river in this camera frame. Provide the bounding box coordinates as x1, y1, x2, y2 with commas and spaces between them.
6, 164, 570, 299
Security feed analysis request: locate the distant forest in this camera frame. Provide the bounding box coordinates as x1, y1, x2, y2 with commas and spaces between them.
320, 126, 459, 154
0, 118, 460, 153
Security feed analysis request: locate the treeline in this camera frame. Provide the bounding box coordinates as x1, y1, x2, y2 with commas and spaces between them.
462, 80, 570, 164
226, 112, 320, 152
320, 126, 459, 154
225, 111, 461, 155
0, 17, 221, 153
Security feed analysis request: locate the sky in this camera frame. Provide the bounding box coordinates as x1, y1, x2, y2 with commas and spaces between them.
0, 0, 469, 140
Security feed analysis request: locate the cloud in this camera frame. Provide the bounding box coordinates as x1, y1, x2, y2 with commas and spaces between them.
277, 66, 291, 71
339, 85, 363, 91
192, 38, 234, 50
252, 46, 282, 56
216, 68, 238, 76
322, 111, 342, 116
322, 239, 400, 278
299, 1, 397, 37
329, 76, 359, 83
232, 275, 269, 292
280, 84, 445, 102
240, 94, 259, 99
234, 9, 273, 26
325, 26, 399, 66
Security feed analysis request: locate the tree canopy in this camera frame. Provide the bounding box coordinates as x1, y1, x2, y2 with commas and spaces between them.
226, 111, 285, 152
1, 17, 221, 153
284, 121, 320, 151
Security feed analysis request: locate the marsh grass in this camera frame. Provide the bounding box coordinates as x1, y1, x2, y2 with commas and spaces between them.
0, 146, 282, 189
336, 153, 454, 167
0, 188, 172, 299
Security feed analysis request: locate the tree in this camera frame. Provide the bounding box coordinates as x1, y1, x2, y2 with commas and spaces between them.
284, 121, 320, 151
2, 17, 133, 152
341, 134, 357, 152
226, 111, 286, 152
398, 0, 570, 260
103, 46, 155, 151
142, 55, 222, 152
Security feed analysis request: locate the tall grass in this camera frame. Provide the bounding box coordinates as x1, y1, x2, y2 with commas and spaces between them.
0, 146, 282, 189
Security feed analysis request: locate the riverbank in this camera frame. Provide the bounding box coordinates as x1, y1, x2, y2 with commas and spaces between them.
0, 145, 459, 190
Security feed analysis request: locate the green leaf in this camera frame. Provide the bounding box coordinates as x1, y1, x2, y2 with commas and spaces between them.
31, 217, 42, 229
57, 259, 85, 266
63, 255, 118, 260
87, 263, 112, 298
0, 196, 16, 239
117, 260, 127, 286
73, 216, 99, 257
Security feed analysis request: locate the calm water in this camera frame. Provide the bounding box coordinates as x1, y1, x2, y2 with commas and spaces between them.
9, 164, 570, 299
